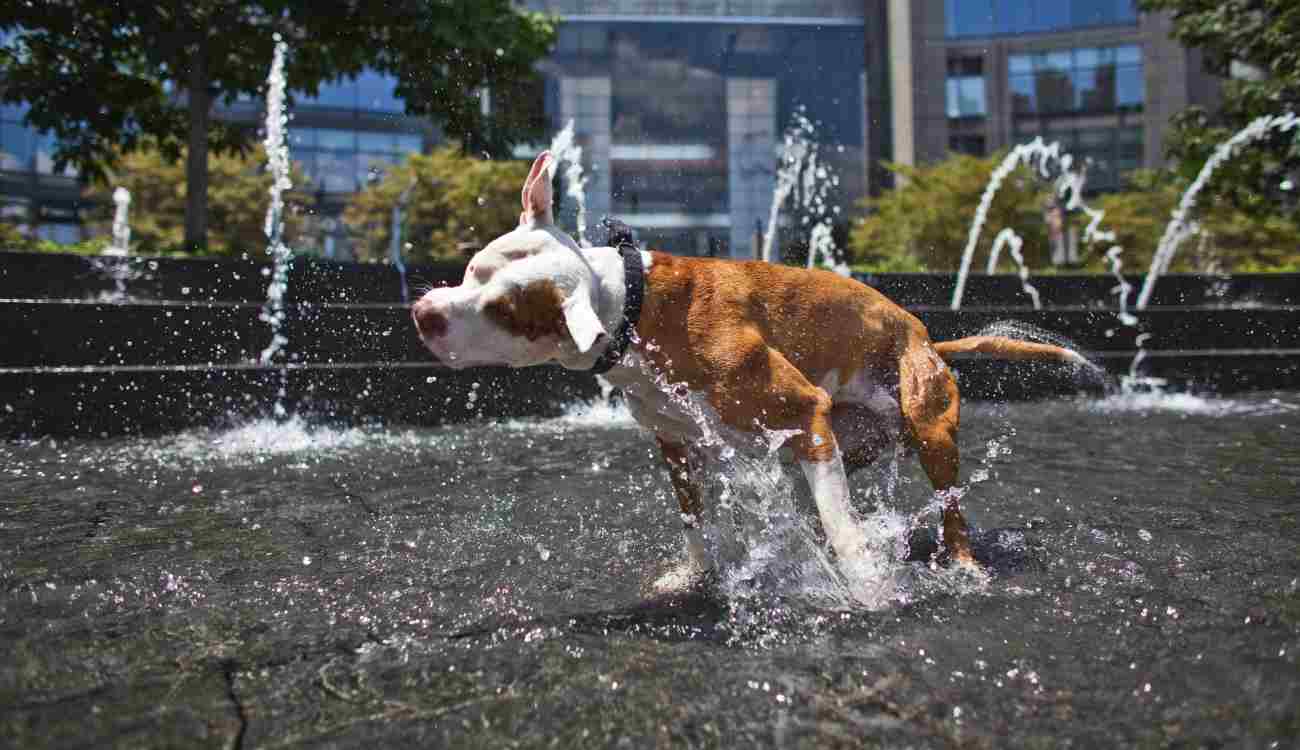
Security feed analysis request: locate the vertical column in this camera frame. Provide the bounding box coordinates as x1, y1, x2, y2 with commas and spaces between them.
558, 76, 611, 239
727, 78, 776, 260
888, 0, 916, 169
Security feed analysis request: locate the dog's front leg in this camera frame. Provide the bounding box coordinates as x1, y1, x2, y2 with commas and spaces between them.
800, 446, 869, 565
656, 436, 713, 574
701, 335, 870, 567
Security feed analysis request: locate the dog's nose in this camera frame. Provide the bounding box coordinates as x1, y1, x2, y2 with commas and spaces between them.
412, 298, 449, 340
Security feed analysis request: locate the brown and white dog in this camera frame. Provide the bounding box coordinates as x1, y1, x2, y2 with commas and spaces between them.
413, 152, 1088, 582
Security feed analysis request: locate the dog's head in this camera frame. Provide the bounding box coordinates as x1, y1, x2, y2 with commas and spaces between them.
411, 152, 609, 369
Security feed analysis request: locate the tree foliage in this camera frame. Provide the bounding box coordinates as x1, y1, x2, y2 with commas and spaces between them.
342, 148, 530, 263
1097, 169, 1300, 272
80, 144, 308, 257
0, 1, 554, 247
1137, 0, 1300, 215
848, 154, 1054, 271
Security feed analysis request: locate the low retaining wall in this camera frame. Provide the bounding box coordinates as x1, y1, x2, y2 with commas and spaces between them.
2, 250, 1297, 437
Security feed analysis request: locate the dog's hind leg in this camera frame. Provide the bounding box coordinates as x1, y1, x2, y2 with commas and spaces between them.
897, 341, 976, 565
655, 437, 713, 574
832, 403, 896, 476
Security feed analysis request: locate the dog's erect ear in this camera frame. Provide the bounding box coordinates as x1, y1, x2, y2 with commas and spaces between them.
520, 151, 555, 226
561, 287, 606, 354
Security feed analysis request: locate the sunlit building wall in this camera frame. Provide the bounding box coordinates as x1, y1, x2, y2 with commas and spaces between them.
899, 0, 1221, 192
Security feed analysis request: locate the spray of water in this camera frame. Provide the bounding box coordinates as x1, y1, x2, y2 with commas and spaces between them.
762, 110, 848, 271
547, 120, 590, 247
1135, 112, 1299, 309
623, 341, 969, 610
984, 228, 1041, 308
389, 177, 416, 303
952, 138, 1118, 310
89, 185, 136, 301
760, 114, 805, 262
258, 35, 293, 416
105, 187, 131, 257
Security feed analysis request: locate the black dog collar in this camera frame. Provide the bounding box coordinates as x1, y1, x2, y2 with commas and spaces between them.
589, 242, 644, 374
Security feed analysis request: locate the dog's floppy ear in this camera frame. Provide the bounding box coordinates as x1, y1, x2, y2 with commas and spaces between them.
561, 286, 606, 354
520, 151, 555, 226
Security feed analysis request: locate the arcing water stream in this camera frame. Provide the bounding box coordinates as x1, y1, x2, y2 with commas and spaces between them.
1135, 112, 1300, 309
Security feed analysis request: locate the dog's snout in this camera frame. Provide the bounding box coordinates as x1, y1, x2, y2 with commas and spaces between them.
412, 298, 449, 340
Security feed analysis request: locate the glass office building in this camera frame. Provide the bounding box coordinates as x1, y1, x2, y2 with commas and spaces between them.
523, 1, 868, 257
1, 68, 429, 249
914, 0, 1217, 194
944, 0, 1139, 37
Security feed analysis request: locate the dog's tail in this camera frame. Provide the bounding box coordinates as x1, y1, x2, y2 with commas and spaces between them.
933, 335, 1088, 366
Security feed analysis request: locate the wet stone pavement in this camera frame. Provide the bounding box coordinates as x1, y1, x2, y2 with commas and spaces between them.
2, 393, 1298, 748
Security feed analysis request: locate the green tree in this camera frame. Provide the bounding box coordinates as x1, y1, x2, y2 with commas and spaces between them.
1136, 0, 1300, 216
1097, 169, 1300, 272
848, 153, 1054, 272
80, 143, 308, 257
0, 1, 554, 250
342, 147, 530, 263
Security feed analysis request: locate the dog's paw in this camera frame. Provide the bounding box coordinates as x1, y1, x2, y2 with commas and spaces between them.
645, 559, 718, 597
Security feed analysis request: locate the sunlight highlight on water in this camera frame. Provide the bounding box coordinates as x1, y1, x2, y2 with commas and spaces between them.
1086, 391, 1299, 416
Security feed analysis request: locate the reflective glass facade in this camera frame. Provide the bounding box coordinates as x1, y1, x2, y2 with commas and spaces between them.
523, 1, 865, 18
945, 0, 1138, 37
1005, 44, 1144, 190
288, 125, 424, 194
1009, 45, 1143, 116
543, 20, 866, 256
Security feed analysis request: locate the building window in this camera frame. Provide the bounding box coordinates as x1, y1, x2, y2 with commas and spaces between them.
949, 134, 987, 156
946, 0, 1138, 37
1013, 122, 1144, 190
1010, 44, 1142, 116
290, 126, 424, 193
946, 56, 986, 119
300, 72, 404, 113
946, 77, 987, 118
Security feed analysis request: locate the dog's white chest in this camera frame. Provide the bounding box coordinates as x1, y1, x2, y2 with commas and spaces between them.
601, 354, 717, 443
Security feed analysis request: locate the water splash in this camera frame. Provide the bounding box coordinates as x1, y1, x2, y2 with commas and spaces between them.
548, 120, 590, 247
499, 397, 636, 434
624, 350, 932, 609
797, 130, 848, 275
755, 110, 849, 273
258, 35, 293, 417
984, 228, 1041, 309
759, 118, 806, 265
105, 187, 131, 257
390, 178, 416, 303
1105, 246, 1137, 326
1087, 390, 1299, 416
1135, 112, 1300, 309
952, 138, 1117, 310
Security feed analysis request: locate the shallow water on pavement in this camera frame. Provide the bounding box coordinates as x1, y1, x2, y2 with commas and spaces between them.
2, 392, 1298, 747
